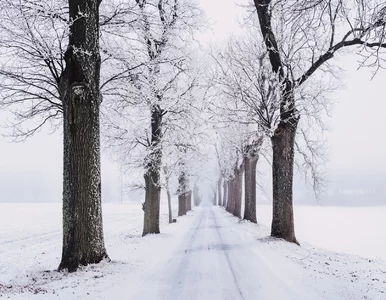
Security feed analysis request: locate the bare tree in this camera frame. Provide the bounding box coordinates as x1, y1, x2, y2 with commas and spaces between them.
0, 0, 145, 270
134, 0, 200, 235
213, 125, 247, 218
0, 0, 139, 140
251, 0, 386, 243
0, 0, 66, 140
58, 0, 108, 271
211, 34, 280, 222
103, 0, 202, 235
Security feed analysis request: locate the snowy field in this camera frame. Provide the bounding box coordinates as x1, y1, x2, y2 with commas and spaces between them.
1, 202, 385, 299
257, 204, 386, 261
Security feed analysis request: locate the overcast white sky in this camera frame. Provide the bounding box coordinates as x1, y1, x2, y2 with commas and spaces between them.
0, 0, 385, 203
199, 0, 386, 173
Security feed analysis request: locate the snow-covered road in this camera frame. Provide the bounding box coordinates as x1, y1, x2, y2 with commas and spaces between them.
127, 204, 326, 300
120, 205, 385, 300
2, 203, 386, 299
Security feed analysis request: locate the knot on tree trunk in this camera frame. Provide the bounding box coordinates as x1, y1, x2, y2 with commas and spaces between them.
71, 82, 89, 97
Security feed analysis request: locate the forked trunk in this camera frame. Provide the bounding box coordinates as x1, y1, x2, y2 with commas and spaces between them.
244, 155, 259, 223
271, 118, 299, 244
254, 0, 299, 244
59, 0, 108, 272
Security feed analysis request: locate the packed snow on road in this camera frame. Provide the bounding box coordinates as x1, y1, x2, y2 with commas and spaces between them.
1, 201, 385, 300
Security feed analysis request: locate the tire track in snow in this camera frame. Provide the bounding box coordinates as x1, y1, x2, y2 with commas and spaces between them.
166, 207, 209, 297
210, 207, 245, 300
164, 205, 246, 300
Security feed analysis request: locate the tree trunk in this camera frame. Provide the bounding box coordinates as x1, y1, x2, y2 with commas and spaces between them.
178, 167, 189, 216
225, 181, 230, 211
217, 177, 222, 206
166, 188, 172, 224
142, 106, 163, 236
223, 181, 228, 208
59, 0, 108, 272
253, 0, 299, 244
233, 166, 244, 219
178, 193, 186, 216
163, 168, 173, 224
185, 191, 192, 211
226, 179, 234, 213
225, 179, 232, 213
244, 155, 259, 223
270, 83, 299, 244
271, 117, 299, 244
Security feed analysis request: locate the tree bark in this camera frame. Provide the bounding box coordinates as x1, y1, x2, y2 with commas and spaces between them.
178, 165, 190, 215
163, 167, 173, 224
233, 165, 244, 219
231, 180, 236, 213
185, 194, 189, 211
178, 193, 186, 216
185, 191, 192, 211
166, 188, 172, 224
226, 179, 235, 214
243, 155, 258, 223
59, 0, 108, 272
254, 0, 299, 244
142, 106, 163, 236
243, 139, 262, 223
225, 181, 231, 212
271, 115, 299, 244
217, 177, 222, 206
223, 181, 228, 208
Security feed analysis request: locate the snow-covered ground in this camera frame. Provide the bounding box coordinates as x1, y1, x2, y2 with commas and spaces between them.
1, 202, 385, 299
257, 204, 386, 261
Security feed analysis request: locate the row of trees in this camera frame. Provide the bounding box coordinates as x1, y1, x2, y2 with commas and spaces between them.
0, 0, 385, 272
0, 0, 204, 271
206, 0, 386, 245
